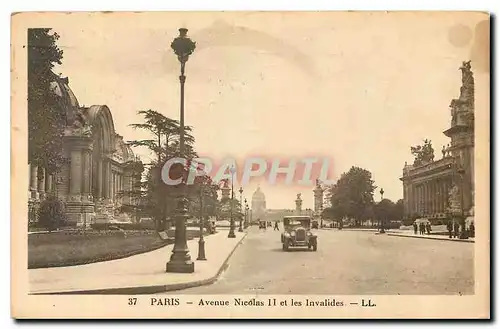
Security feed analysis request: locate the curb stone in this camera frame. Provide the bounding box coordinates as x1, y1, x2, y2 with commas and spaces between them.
33, 232, 248, 295
387, 233, 474, 243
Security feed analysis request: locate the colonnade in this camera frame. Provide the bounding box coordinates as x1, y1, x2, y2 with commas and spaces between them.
404, 177, 453, 217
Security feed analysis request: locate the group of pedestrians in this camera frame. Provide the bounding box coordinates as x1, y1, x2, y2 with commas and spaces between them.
413, 219, 475, 239
413, 221, 431, 235
447, 220, 475, 239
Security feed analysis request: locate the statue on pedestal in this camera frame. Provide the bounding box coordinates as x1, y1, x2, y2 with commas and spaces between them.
447, 184, 461, 215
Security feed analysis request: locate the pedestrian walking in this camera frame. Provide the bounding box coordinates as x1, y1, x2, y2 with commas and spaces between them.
469, 221, 475, 238
413, 222, 418, 235
453, 221, 460, 238
419, 222, 424, 235
447, 220, 453, 238
274, 221, 279, 231
426, 222, 431, 235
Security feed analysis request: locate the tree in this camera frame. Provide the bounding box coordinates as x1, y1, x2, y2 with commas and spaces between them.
374, 199, 395, 227
393, 199, 404, 222
28, 28, 66, 174
126, 110, 197, 230
38, 195, 66, 231
328, 166, 377, 226
411, 139, 434, 166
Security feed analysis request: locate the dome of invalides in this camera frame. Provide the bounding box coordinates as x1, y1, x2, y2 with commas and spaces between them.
252, 186, 266, 201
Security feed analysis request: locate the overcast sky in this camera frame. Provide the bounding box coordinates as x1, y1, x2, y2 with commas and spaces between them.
50, 12, 488, 209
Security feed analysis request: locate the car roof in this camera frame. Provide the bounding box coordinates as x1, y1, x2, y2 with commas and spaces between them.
283, 216, 311, 219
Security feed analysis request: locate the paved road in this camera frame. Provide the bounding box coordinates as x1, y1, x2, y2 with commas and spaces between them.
164, 227, 474, 295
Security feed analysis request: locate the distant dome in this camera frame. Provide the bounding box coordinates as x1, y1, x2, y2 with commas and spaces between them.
252, 186, 266, 201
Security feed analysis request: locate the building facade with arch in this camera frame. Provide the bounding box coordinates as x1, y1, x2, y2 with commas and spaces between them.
28, 76, 143, 227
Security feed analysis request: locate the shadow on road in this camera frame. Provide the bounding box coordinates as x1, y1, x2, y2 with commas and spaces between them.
269, 248, 315, 253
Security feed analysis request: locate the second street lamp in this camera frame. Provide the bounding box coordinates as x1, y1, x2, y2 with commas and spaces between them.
244, 198, 248, 228
197, 184, 206, 261
166, 28, 196, 273
379, 188, 386, 234
228, 166, 236, 238
238, 187, 243, 232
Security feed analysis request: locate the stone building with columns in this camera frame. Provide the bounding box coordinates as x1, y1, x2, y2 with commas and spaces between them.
400, 61, 475, 224
28, 75, 143, 227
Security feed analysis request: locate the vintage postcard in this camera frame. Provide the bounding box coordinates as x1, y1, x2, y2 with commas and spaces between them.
11, 11, 490, 319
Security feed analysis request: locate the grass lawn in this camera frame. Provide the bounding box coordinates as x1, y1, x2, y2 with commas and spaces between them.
28, 231, 172, 269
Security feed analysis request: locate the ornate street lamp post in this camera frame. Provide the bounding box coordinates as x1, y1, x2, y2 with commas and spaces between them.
228, 166, 236, 238
379, 188, 386, 233
197, 184, 206, 261
238, 187, 244, 232
166, 28, 196, 273
244, 198, 248, 228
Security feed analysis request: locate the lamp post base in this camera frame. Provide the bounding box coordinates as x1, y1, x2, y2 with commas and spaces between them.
166, 260, 195, 273
197, 239, 207, 261
228, 229, 236, 238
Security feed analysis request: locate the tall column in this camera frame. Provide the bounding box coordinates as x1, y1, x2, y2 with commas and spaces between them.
45, 174, 53, 194
436, 180, 441, 213
424, 182, 428, 215
111, 171, 115, 200
97, 160, 103, 200
434, 181, 439, 214
442, 180, 447, 213
69, 149, 82, 200
427, 182, 432, 215
89, 153, 93, 201
37, 167, 46, 200
417, 184, 423, 216
81, 150, 92, 202
420, 183, 424, 215
30, 164, 39, 200
414, 185, 417, 215
422, 183, 426, 215
103, 160, 111, 199
428, 182, 432, 215
108, 165, 113, 200
437, 180, 442, 213
431, 179, 437, 214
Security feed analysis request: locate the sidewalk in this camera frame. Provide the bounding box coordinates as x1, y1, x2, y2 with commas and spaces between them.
319, 227, 399, 233
388, 232, 475, 243
29, 231, 247, 294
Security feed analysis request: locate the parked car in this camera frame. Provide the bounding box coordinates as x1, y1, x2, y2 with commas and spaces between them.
281, 216, 317, 251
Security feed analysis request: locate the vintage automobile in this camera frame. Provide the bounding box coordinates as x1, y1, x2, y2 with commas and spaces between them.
281, 216, 318, 251
312, 220, 319, 229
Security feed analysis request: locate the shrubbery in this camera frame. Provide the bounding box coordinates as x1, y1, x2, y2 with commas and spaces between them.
38, 195, 66, 231
90, 222, 155, 231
